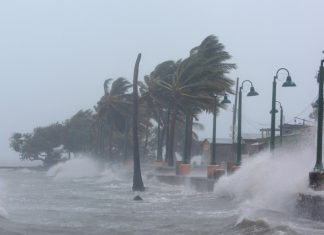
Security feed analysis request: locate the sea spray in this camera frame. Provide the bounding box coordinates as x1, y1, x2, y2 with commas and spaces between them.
47, 157, 102, 180
96, 164, 129, 183
214, 144, 315, 216
46, 157, 129, 183
0, 178, 9, 218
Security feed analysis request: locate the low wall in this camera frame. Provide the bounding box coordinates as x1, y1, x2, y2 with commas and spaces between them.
153, 175, 216, 192
296, 193, 324, 221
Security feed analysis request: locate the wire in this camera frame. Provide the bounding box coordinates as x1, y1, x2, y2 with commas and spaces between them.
286, 102, 315, 123
242, 114, 270, 127
242, 114, 270, 128
236, 96, 317, 131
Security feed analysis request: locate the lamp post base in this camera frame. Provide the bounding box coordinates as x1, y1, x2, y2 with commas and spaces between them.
175, 161, 182, 175
207, 165, 225, 179
124, 159, 133, 169
155, 161, 168, 167
178, 164, 191, 175
309, 172, 324, 190
296, 193, 324, 221
227, 161, 240, 174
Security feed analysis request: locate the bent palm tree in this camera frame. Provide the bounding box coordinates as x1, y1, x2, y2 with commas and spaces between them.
95, 77, 132, 160
154, 35, 236, 165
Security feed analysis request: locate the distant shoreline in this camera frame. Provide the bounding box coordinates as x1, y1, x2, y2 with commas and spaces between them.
0, 166, 45, 171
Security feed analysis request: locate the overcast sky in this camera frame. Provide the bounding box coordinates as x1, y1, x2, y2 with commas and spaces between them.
0, 0, 323, 161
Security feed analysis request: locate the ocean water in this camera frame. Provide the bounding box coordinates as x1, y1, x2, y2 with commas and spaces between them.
0, 149, 323, 235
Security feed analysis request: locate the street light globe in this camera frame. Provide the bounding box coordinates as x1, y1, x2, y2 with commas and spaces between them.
282, 75, 296, 87
247, 86, 259, 96
313, 99, 319, 108
270, 109, 279, 114
221, 94, 231, 104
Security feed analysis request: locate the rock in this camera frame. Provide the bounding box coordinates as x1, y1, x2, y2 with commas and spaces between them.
296, 193, 324, 221
133, 195, 143, 201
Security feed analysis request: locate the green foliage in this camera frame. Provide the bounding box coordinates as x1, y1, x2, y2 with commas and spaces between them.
154, 35, 235, 114
63, 109, 95, 154
9, 35, 236, 167
141, 35, 236, 164
9, 110, 97, 167
94, 77, 132, 159
9, 123, 65, 167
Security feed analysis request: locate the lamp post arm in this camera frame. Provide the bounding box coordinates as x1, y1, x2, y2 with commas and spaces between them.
275, 68, 290, 78
240, 80, 254, 89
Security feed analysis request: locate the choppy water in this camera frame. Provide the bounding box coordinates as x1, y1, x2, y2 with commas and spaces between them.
0, 150, 323, 235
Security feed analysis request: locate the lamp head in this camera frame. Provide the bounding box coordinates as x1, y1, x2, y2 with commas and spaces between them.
221, 94, 231, 104
313, 99, 319, 108
282, 75, 296, 87
270, 109, 279, 114
247, 86, 259, 96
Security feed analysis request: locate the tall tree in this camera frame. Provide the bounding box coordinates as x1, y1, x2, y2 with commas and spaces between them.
140, 61, 178, 163
95, 77, 132, 160
9, 123, 65, 167
63, 109, 95, 157
154, 35, 236, 165
132, 53, 145, 192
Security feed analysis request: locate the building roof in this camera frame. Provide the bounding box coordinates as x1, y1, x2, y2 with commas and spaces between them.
204, 138, 233, 144
203, 133, 262, 144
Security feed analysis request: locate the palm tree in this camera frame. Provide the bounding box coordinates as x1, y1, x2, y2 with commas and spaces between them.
139, 80, 164, 162
154, 35, 236, 165
94, 77, 132, 160
63, 109, 95, 157
140, 61, 179, 164
132, 53, 145, 192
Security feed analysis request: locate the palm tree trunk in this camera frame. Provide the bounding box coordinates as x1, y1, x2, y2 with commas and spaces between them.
123, 118, 129, 161
97, 121, 104, 158
157, 120, 163, 161
132, 53, 145, 192
144, 121, 149, 159
187, 114, 193, 163
108, 128, 113, 160
164, 107, 170, 163
182, 112, 191, 164
167, 106, 177, 166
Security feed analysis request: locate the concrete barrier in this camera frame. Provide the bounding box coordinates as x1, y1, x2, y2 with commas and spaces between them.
296, 193, 324, 221
153, 174, 216, 192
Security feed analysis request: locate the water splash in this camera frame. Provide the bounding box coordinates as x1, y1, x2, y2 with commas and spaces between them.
215, 141, 315, 215
46, 157, 102, 180
46, 156, 130, 184
0, 179, 9, 218
96, 165, 128, 183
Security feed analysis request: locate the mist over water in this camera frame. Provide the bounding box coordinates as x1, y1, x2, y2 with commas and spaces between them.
216, 147, 312, 212
0, 179, 8, 219
47, 157, 103, 180
0, 135, 323, 234
46, 156, 131, 185
212, 134, 323, 233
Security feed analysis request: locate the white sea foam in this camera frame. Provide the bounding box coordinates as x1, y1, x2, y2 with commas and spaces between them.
96, 167, 123, 183
47, 157, 102, 180
46, 156, 129, 183
18, 168, 33, 174
0, 179, 9, 218
215, 139, 315, 214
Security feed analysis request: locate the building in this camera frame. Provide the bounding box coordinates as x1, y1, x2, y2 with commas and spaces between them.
199, 122, 314, 165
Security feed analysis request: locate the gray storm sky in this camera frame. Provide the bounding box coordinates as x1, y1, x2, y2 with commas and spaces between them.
0, 0, 323, 161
